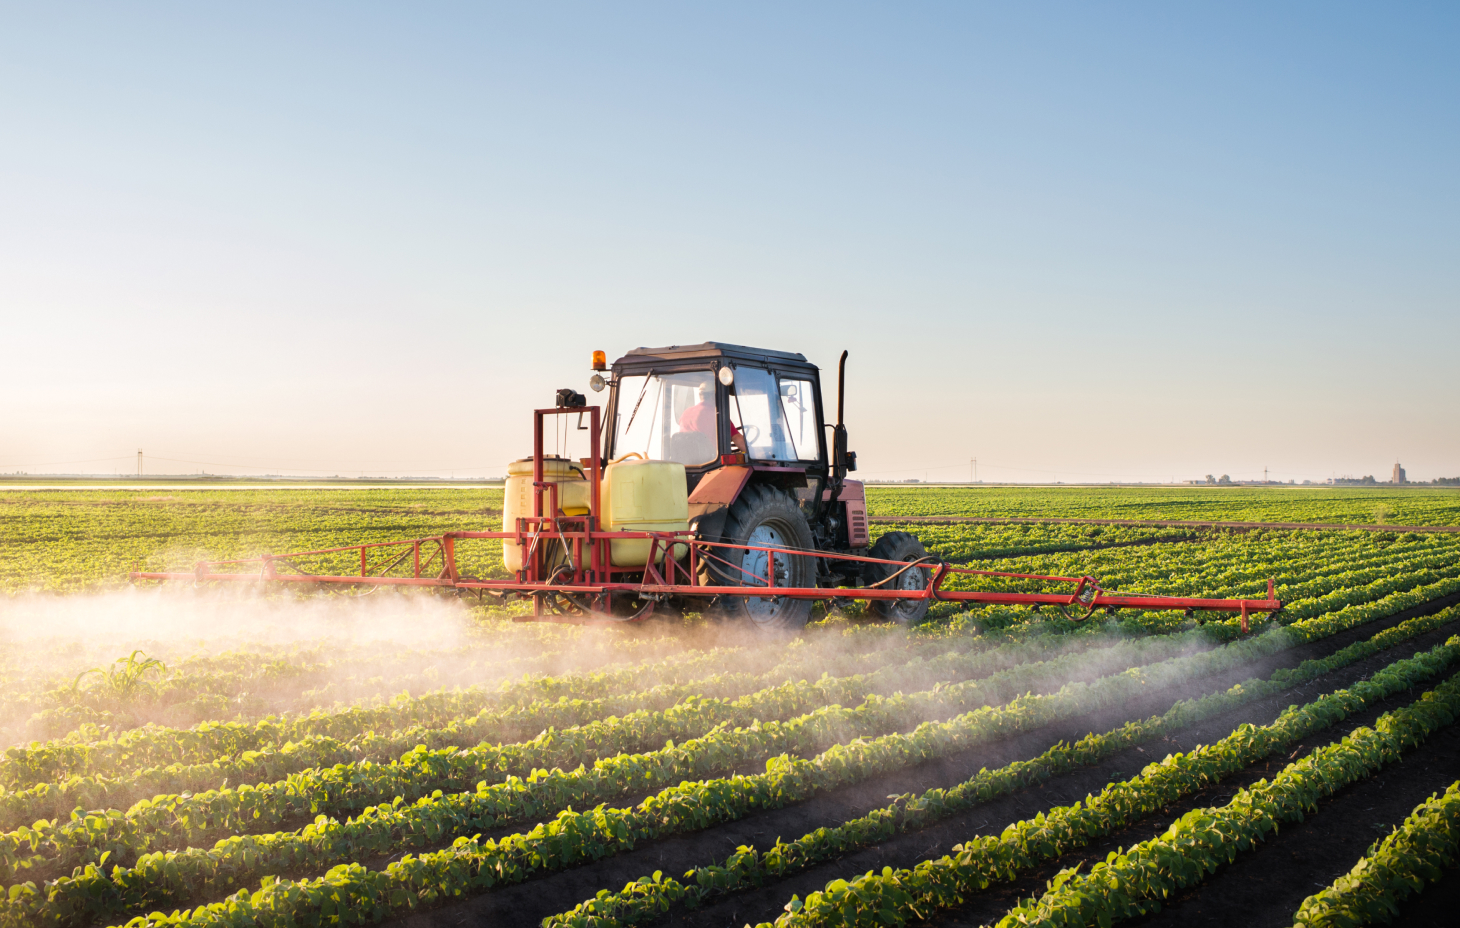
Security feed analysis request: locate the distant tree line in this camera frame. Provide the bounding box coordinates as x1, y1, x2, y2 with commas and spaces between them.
1332, 476, 1460, 486
1192, 474, 1460, 487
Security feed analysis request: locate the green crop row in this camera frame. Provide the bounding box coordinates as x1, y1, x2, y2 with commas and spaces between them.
6, 518, 1434, 787
0, 619, 1123, 832
17, 527, 1370, 824
883, 522, 1199, 562
991, 679, 1460, 927
962, 534, 1452, 642
941, 531, 1301, 596
1280, 563, 1460, 623
0, 644, 758, 790
1296, 782, 1454, 922
0, 627, 1199, 886
0, 615, 1077, 826
1266, 543, 1460, 605
1204, 573, 1460, 646
1129, 535, 1449, 607
2, 604, 1005, 790
947, 535, 1460, 637
0, 637, 575, 751
944, 527, 1384, 588
542, 605, 1460, 928
5, 592, 1404, 928
0, 649, 798, 826
1010, 532, 1456, 597
1290, 782, 1460, 922
763, 636, 1460, 927
1107, 550, 1460, 644
953, 531, 1452, 646
1290, 780, 1460, 928
0, 488, 509, 593
862, 485, 1460, 525
10, 565, 1454, 925
951, 533, 1459, 602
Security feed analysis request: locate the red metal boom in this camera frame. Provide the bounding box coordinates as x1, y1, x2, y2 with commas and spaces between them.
130, 406, 1282, 632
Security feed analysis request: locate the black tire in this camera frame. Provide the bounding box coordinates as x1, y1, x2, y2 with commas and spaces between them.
865, 531, 932, 625
705, 483, 816, 632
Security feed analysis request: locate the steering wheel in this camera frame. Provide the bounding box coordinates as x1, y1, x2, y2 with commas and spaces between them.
739, 424, 761, 446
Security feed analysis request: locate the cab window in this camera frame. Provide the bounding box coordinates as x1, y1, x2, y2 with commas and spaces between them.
778, 378, 819, 461
612, 371, 720, 466
728, 368, 818, 462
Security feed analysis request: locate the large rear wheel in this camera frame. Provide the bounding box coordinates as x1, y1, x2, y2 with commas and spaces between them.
865, 531, 932, 625
707, 484, 816, 632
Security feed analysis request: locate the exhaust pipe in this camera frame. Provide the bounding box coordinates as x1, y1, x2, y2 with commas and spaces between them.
828, 350, 851, 503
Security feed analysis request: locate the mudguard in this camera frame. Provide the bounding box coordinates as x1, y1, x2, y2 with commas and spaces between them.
687, 465, 752, 541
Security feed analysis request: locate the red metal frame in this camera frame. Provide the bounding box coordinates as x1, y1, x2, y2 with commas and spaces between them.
130, 406, 1283, 632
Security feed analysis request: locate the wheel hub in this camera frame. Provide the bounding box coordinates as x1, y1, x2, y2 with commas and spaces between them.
743, 523, 790, 620
890, 560, 928, 616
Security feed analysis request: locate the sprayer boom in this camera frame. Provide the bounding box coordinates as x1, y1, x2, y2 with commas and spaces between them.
131, 344, 1283, 634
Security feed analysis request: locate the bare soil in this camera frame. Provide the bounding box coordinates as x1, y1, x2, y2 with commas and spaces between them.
923, 669, 1460, 928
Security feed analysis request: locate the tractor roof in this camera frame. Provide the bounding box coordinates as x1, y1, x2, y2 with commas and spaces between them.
619, 342, 812, 367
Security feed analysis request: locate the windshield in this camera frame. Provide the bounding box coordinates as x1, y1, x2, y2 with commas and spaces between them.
727, 367, 820, 462
612, 371, 721, 466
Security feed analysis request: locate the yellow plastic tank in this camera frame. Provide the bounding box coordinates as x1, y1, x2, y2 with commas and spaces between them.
602, 458, 690, 567
502, 457, 592, 572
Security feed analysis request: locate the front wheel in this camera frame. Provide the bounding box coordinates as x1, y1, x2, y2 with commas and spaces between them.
706, 484, 816, 632
865, 531, 932, 625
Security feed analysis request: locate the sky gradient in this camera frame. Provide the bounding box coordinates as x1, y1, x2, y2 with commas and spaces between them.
2, 3, 1456, 482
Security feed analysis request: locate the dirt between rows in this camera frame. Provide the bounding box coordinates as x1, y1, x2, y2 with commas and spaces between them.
366, 630, 1219, 862
389, 593, 1460, 928
924, 666, 1460, 928
1127, 721, 1460, 927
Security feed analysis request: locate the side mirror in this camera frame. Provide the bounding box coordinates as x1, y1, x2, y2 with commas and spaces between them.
832, 424, 850, 479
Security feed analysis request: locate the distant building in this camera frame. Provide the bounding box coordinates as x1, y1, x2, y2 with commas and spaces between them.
1393, 462, 1407, 484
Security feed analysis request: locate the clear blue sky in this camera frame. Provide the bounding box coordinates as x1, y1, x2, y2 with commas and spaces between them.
3, 3, 1456, 481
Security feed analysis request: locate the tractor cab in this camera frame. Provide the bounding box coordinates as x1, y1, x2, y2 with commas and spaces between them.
599, 342, 828, 493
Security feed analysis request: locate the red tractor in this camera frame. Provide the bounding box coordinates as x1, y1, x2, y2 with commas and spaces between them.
576, 342, 928, 630
135, 342, 1281, 634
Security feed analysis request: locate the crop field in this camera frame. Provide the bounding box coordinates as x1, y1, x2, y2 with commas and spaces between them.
1, 485, 1458, 927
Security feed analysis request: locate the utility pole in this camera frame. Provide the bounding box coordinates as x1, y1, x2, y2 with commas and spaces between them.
1264, 466, 1268, 484
137, 449, 143, 476
970, 457, 978, 483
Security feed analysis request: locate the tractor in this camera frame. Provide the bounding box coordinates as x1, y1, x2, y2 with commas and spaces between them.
561, 341, 929, 630
134, 341, 1282, 634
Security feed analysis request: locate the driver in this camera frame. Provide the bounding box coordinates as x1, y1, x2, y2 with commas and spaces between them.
679, 380, 747, 453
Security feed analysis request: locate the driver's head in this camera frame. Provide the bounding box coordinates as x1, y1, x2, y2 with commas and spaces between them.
696, 380, 714, 402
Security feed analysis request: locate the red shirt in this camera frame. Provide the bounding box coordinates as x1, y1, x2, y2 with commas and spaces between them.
679, 402, 740, 437
679, 402, 715, 434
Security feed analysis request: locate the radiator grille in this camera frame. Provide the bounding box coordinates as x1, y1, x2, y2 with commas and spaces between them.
849, 507, 869, 547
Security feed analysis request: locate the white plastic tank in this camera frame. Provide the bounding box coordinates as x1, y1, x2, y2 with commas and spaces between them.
501, 457, 591, 572
601, 458, 690, 567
